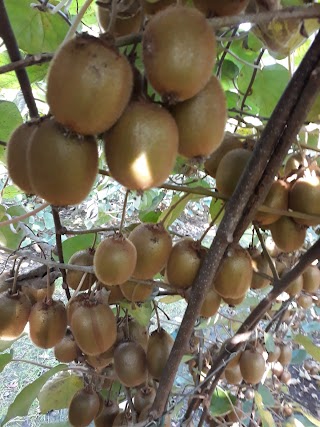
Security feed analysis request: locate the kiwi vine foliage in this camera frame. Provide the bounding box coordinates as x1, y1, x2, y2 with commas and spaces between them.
0, 0, 320, 426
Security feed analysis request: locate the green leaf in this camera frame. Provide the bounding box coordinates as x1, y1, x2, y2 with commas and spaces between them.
1, 364, 67, 425
120, 301, 153, 327
0, 205, 6, 221
293, 334, 320, 362
158, 295, 183, 304
0, 206, 28, 250
291, 349, 307, 365
0, 351, 13, 373
38, 372, 83, 413
0, 335, 25, 352
4, 0, 69, 54
61, 234, 99, 263
257, 384, 275, 408
264, 332, 275, 353
209, 198, 224, 225
0, 101, 22, 142
255, 391, 276, 427
209, 386, 236, 416
225, 90, 240, 111
293, 408, 320, 427
2, 185, 23, 200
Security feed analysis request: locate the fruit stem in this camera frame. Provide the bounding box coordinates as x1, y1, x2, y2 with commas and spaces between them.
11, 257, 25, 294
46, 266, 52, 302
159, 193, 190, 227
153, 301, 161, 332
62, 0, 95, 45
119, 190, 130, 235
90, 233, 98, 251
107, 0, 118, 33
198, 203, 224, 244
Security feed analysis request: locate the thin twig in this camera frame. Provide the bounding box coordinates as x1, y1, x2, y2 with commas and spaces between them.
0, 203, 49, 227
254, 225, 279, 280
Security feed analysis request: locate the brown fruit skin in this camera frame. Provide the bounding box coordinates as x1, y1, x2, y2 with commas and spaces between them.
28, 118, 98, 206
171, 76, 226, 158
222, 294, 245, 306
113, 341, 148, 387
66, 249, 96, 291
112, 412, 132, 426
200, 289, 221, 318
47, 35, 133, 135
269, 216, 306, 253
104, 101, 178, 190
284, 152, 306, 176
302, 265, 320, 293
166, 238, 203, 289
297, 293, 313, 309
0, 291, 31, 340
134, 386, 156, 413
278, 344, 292, 366
71, 301, 117, 356
140, 0, 180, 15
272, 361, 284, 378
29, 300, 67, 349
225, 363, 243, 385
239, 349, 266, 385
69, 388, 101, 427
120, 280, 153, 302
142, 6, 216, 102
93, 236, 137, 286
86, 346, 114, 369
282, 270, 303, 296
250, 251, 272, 290
67, 293, 88, 325
194, 0, 249, 17
267, 345, 281, 363
255, 180, 289, 226
280, 369, 291, 384
97, 0, 142, 36
128, 223, 172, 280
215, 148, 252, 197
7, 122, 36, 194
289, 176, 320, 226
54, 330, 79, 363
102, 284, 125, 304
147, 328, 174, 380
94, 399, 119, 427
128, 318, 149, 352
213, 245, 253, 299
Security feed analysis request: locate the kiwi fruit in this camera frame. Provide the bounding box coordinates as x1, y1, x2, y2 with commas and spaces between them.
66, 249, 96, 291
29, 299, 67, 349
250, 250, 272, 290
27, 118, 98, 206
71, 299, 117, 356
222, 294, 245, 306
54, 329, 79, 363
267, 344, 281, 363
147, 328, 174, 380
127, 318, 149, 351
134, 386, 156, 413
199, 288, 221, 318
142, 5, 216, 102
226, 402, 245, 423
46, 34, 133, 135
112, 411, 133, 426
94, 399, 119, 427
194, 0, 249, 17
282, 270, 303, 296
170, 76, 226, 158
289, 175, 320, 226
102, 284, 125, 304
120, 280, 153, 302
213, 245, 253, 299
86, 346, 114, 369
0, 271, 12, 294
269, 216, 306, 253
69, 387, 101, 427
254, 180, 289, 226
113, 341, 148, 387
239, 349, 266, 385
93, 235, 137, 286
140, 0, 179, 15
272, 361, 284, 378
302, 265, 320, 293
225, 363, 243, 385
284, 152, 307, 176
278, 343, 292, 366
166, 238, 204, 289
215, 148, 252, 197
20, 275, 56, 306
297, 293, 313, 309
6, 122, 36, 194
280, 369, 291, 384
128, 223, 172, 280
0, 291, 31, 340
67, 292, 88, 325
97, 0, 142, 36
104, 101, 178, 190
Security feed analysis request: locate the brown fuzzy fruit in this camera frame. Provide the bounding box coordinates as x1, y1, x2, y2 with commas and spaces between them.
97, 0, 142, 36
278, 344, 292, 366
142, 6, 216, 102
93, 235, 137, 286
269, 216, 306, 253
66, 249, 96, 291
280, 369, 291, 384
213, 245, 253, 299
69, 388, 101, 427
0, 291, 31, 340
127, 318, 149, 351
67, 293, 88, 325
302, 265, 320, 293
222, 294, 245, 306
101, 284, 125, 304
27, 118, 98, 206
297, 293, 313, 309
284, 152, 306, 176
147, 328, 174, 380
171, 76, 226, 158
128, 223, 172, 279
29, 299, 67, 349
86, 346, 115, 369
134, 386, 156, 413
7, 122, 36, 194
282, 270, 303, 296
289, 175, 320, 226
94, 399, 119, 427
239, 349, 266, 385
194, 0, 249, 17
200, 289, 221, 318
250, 250, 272, 290
225, 363, 243, 385
113, 341, 148, 387
71, 299, 116, 356
54, 330, 79, 363
255, 180, 289, 226
104, 101, 178, 190
272, 361, 284, 378
267, 345, 281, 363
215, 148, 252, 197
47, 35, 133, 135
112, 411, 133, 426
120, 280, 153, 302
166, 238, 204, 289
